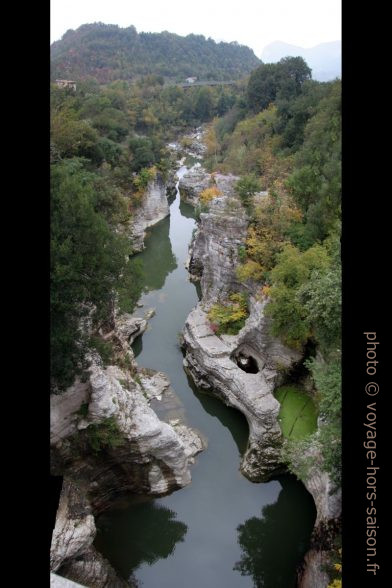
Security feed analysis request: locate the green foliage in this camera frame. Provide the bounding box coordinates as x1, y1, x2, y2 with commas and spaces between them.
88, 336, 114, 366
265, 243, 330, 348
299, 264, 341, 351
133, 167, 157, 192
51, 23, 261, 83
208, 293, 249, 335
286, 80, 341, 242
235, 175, 261, 213
50, 158, 137, 391
247, 57, 311, 114
86, 416, 125, 453
280, 437, 317, 482
305, 355, 341, 484
237, 245, 247, 263
318, 422, 342, 486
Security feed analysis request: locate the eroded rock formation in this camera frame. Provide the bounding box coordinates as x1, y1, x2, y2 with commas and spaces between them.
50, 480, 130, 588
51, 309, 204, 586
181, 155, 341, 586
182, 179, 300, 480
178, 164, 211, 206
129, 173, 170, 251
183, 298, 300, 481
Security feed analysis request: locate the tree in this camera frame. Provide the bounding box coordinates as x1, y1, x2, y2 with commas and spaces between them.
50, 159, 139, 391
247, 57, 311, 113
235, 174, 261, 212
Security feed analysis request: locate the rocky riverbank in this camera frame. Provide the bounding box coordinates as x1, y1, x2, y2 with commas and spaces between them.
50, 152, 206, 586
179, 132, 341, 587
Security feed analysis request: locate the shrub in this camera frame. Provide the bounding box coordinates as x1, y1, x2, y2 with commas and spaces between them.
88, 336, 114, 366
235, 174, 261, 214
280, 436, 317, 483
208, 293, 249, 335
133, 166, 157, 192
237, 259, 264, 283
86, 416, 124, 453
200, 186, 221, 205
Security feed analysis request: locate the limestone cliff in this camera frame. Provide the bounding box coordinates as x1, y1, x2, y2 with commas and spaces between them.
50, 479, 131, 588
183, 299, 300, 481
182, 178, 300, 480
181, 152, 341, 586
298, 451, 341, 588
51, 311, 204, 586
129, 172, 169, 252
178, 164, 211, 207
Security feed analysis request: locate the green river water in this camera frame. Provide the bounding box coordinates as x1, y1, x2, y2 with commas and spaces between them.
95, 165, 316, 587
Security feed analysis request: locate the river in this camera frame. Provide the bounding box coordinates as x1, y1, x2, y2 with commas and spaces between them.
95, 164, 316, 588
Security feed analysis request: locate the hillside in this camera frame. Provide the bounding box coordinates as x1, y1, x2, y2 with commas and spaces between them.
51, 23, 261, 84
261, 40, 341, 82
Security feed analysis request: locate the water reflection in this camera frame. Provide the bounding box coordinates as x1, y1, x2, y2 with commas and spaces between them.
133, 216, 177, 293
95, 500, 188, 580
185, 372, 249, 456
179, 200, 197, 220
233, 476, 316, 588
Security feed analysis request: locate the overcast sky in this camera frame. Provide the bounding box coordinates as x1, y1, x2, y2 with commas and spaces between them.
50, 0, 341, 56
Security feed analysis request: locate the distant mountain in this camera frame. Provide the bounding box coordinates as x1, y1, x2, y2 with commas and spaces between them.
261, 41, 341, 82
51, 23, 261, 84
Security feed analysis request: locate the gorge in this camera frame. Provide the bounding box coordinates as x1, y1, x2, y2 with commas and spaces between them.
50, 43, 342, 586
51, 138, 339, 587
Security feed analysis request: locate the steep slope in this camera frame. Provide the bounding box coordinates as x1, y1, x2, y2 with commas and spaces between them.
51, 23, 261, 83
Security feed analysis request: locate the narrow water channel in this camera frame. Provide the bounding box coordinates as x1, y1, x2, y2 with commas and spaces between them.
95, 165, 316, 587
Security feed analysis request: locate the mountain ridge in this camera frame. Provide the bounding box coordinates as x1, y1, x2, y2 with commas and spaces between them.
51, 22, 261, 84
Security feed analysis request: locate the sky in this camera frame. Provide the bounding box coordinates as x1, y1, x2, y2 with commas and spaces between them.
50, 0, 341, 56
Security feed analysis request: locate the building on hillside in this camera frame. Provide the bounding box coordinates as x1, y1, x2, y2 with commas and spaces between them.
185, 77, 197, 84
55, 79, 77, 91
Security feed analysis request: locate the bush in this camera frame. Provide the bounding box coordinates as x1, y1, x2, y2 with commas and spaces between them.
86, 416, 124, 453
208, 292, 249, 335
88, 336, 114, 366
237, 259, 264, 283
133, 166, 157, 192
200, 186, 221, 205
235, 174, 261, 214
280, 436, 317, 483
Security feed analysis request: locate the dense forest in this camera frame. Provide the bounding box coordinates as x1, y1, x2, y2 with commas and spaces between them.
51, 23, 261, 83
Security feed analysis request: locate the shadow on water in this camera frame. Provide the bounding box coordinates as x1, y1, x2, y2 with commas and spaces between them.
234, 475, 317, 588
133, 215, 177, 293
94, 171, 317, 588
185, 372, 249, 456
95, 500, 188, 581
179, 200, 197, 220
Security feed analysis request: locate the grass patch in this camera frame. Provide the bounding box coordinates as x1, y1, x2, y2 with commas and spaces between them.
86, 416, 125, 453
274, 385, 317, 440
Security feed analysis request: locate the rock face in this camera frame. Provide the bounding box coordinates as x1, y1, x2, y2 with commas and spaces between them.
181, 159, 340, 585
188, 176, 247, 301
298, 454, 341, 588
51, 310, 205, 586
178, 164, 211, 206
50, 480, 130, 588
183, 299, 300, 481
130, 173, 169, 251
51, 359, 205, 509
182, 173, 300, 480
